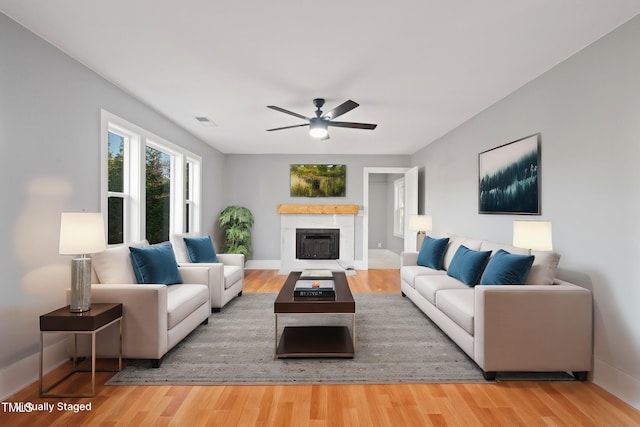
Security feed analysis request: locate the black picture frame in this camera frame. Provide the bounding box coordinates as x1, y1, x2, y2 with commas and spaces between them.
478, 133, 541, 215
290, 164, 346, 197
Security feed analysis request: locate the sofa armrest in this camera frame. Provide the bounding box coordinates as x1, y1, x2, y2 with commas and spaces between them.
178, 265, 211, 286
216, 253, 245, 267
78, 284, 169, 359
474, 283, 593, 373
401, 251, 419, 267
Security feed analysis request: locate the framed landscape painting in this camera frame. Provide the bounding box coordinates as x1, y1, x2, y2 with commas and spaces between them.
290, 164, 346, 197
478, 133, 541, 214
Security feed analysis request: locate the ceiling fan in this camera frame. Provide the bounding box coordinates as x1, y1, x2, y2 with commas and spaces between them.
266, 98, 377, 140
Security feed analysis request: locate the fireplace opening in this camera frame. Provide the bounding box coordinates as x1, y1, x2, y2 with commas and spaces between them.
296, 228, 340, 260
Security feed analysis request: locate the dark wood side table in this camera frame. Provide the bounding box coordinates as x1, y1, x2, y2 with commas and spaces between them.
39, 303, 123, 397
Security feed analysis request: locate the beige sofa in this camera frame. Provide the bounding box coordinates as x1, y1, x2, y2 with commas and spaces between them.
76, 240, 211, 367
170, 233, 245, 312
401, 234, 593, 380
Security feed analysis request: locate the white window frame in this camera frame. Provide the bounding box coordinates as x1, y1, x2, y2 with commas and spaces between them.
393, 177, 405, 238
101, 110, 202, 243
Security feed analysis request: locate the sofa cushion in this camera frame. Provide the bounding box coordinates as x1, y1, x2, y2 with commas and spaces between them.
447, 245, 492, 286
525, 250, 561, 285
92, 240, 149, 284
415, 274, 468, 305
480, 249, 535, 285
184, 236, 219, 263
443, 235, 483, 271
417, 236, 449, 270
169, 232, 200, 264
480, 241, 530, 257
401, 266, 447, 288
436, 289, 475, 336
129, 243, 183, 285
224, 265, 244, 289
166, 284, 209, 329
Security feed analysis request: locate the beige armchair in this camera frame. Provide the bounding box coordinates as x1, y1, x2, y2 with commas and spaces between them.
72, 240, 211, 367
170, 233, 245, 312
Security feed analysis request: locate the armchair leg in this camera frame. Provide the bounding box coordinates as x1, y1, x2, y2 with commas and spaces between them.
201, 317, 209, 325
238, 291, 243, 297
573, 371, 588, 381
212, 307, 221, 313
151, 358, 162, 368
483, 371, 497, 381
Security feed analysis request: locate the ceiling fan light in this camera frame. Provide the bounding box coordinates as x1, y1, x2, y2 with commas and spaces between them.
309, 118, 328, 139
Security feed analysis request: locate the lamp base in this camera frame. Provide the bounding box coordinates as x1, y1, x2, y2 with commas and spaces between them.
415, 232, 426, 251
70, 257, 92, 312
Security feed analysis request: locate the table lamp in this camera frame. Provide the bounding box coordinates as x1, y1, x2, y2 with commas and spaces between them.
512, 220, 553, 251
59, 212, 106, 312
409, 215, 433, 250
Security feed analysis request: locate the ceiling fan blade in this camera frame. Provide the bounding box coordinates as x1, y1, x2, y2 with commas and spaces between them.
267, 105, 309, 121
266, 123, 308, 132
323, 100, 359, 119
327, 121, 377, 130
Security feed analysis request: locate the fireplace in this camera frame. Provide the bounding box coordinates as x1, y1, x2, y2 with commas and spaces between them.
296, 228, 340, 260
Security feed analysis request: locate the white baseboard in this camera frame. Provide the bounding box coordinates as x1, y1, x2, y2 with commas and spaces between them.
246, 259, 368, 271
593, 357, 640, 410
245, 259, 281, 270
0, 338, 69, 400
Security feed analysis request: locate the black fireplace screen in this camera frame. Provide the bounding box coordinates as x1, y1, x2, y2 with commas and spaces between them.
296, 228, 340, 260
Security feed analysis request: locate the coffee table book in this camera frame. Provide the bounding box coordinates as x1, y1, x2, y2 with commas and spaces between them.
294, 279, 335, 300
299, 269, 334, 279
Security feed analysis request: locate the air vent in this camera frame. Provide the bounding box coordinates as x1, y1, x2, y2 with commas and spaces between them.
194, 116, 217, 127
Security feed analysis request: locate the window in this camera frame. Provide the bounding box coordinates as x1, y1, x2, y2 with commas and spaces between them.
394, 177, 405, 238
101, 111, 201, 245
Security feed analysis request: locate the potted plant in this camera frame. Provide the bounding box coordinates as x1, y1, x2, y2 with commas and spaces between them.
217, 206, 254, 258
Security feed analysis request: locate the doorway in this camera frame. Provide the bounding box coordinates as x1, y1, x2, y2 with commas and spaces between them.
362, 167, 418, 270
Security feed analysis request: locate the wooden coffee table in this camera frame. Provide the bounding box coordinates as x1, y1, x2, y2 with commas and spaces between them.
274, 271, 356, 358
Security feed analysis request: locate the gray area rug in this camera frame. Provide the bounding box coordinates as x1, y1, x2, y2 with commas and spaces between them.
107, 293, 488, 385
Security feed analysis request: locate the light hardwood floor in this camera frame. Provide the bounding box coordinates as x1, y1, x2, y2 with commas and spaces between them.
2, 269, 639, 426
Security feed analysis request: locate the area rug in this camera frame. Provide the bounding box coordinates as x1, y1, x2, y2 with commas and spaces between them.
107, 293, 488, 385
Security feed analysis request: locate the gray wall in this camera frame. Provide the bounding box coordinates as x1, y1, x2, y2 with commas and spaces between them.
222, 155, 410, 261
0, 14, 226, 396
412, 15, 640, 408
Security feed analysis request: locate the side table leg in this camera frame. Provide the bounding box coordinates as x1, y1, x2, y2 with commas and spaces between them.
39, 332, 44, 396
118, 317, 123, 370
91, 330, 96, 396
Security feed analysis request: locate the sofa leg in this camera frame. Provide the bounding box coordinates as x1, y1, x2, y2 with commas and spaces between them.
151, 358, 162, 368
201, 317, 209, 325
483, 371, 497, 381
572, 371, 588, 381
211, 307, 221, 313
401, 291, 406, 297
237, 291, 243, 297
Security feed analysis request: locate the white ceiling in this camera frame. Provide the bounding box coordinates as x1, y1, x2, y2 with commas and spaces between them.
2, 1, 639, 155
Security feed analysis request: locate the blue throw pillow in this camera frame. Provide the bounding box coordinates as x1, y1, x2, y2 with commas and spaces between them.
417, 236, 450, 270
446, 245, 492, 286
129, 242, 182, 285
184, 236, 218, 263
480, 249, 535, 285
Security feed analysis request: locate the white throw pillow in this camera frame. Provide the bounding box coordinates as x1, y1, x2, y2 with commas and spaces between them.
525, 250, 561, 285
92, 240, 149, 284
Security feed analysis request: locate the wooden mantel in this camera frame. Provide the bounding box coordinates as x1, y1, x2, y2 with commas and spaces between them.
277, 204, 359, 215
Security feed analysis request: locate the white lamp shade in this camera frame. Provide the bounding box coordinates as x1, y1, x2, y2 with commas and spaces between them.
59, 212, 106, 255
513, 220, 553, 251
408, 215, 433, 232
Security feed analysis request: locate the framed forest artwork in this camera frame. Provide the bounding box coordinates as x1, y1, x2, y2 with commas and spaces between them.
290, 164, 346, 197
478, 133, 541, 214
